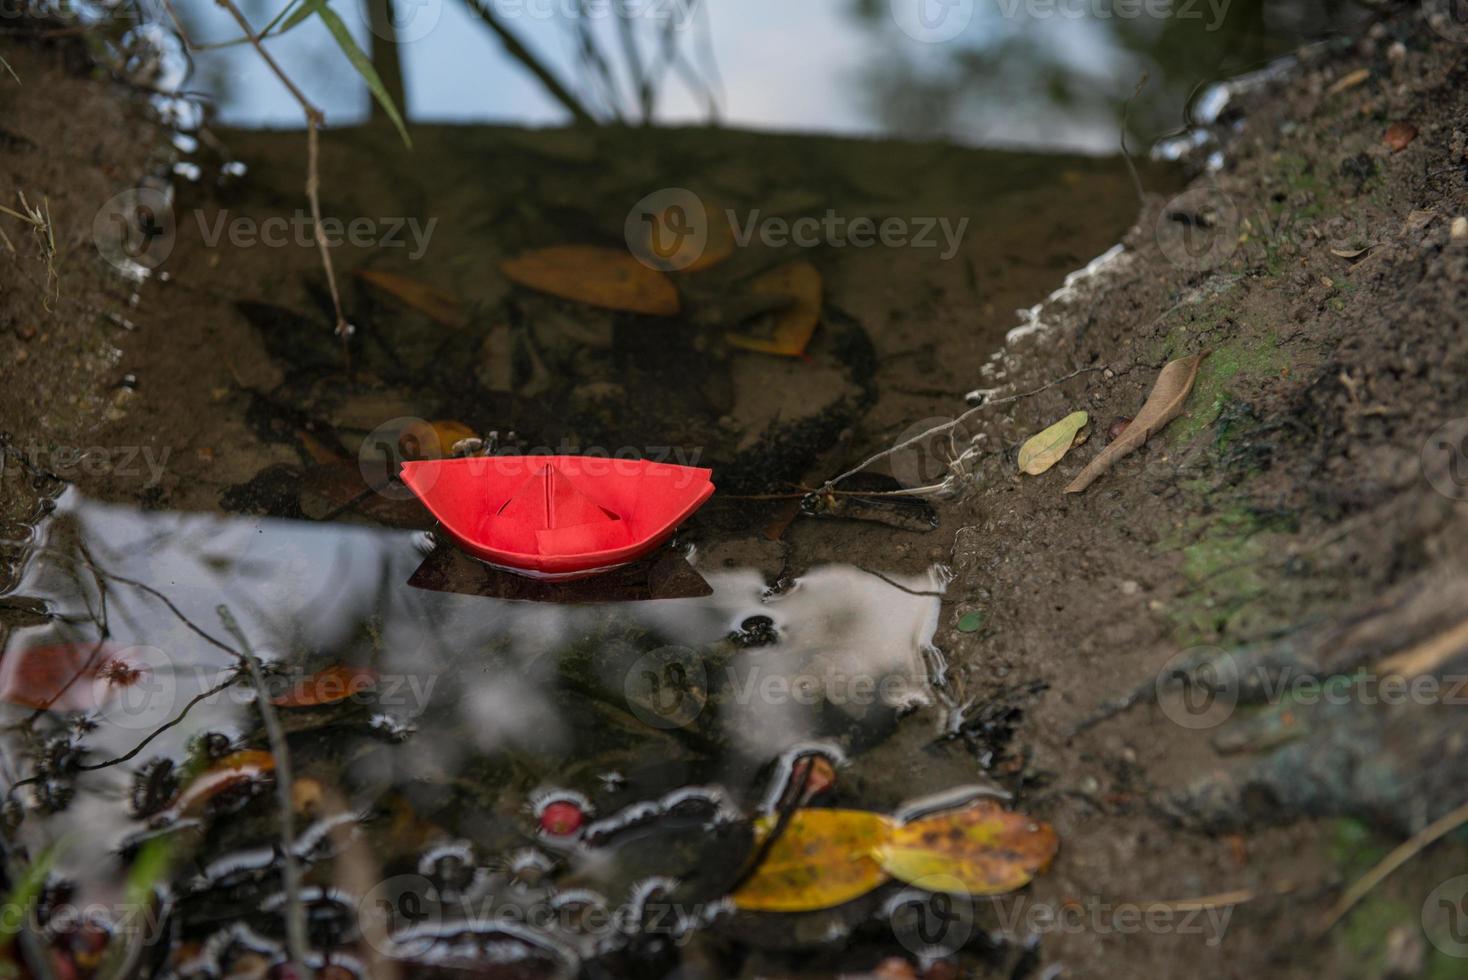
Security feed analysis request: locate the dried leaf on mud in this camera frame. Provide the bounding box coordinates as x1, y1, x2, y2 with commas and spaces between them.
726, 261, 822, 356
1324, 67, 1370, 97
731, 808, 894, 912
500, 246, 680, 316
270, 665, 378, 707
1065, 353, 1207, 494
1383, 121, 1418, 153
0, 644, 151, 712
356, 270, 467, 328
1018, 411, 1089, 475
876, 798, 1058, 895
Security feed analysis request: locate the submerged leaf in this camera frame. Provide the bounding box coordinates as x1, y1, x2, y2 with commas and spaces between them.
356, 270, 465, 327
398, 419, 477, 461
271, 665, 378, 707
1018, 411, 1089, 475
0, 643, 151, 712
1065, 353, 1206, 493
501, 246, 680, 315
732, 808, 894, 912
640, 197, 735, 272
877, 799, 1058, 895
726, 261, 822, 356
172, 750, 275, 817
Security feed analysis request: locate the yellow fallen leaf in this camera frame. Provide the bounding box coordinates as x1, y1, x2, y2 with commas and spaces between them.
398, 419, 477, 460
641, 198, 735, 273
501, 245, 680, 316
876, 799, 1058, 895
732, 808, 894, 912
1065, 353, 1207, 493
1325, 67, 1370, 97
355, 270, 467, 328
727, 261, 822, 356
1018, 411, 1089, 476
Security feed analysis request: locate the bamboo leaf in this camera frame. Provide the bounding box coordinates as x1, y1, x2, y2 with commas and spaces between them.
305, 0, 411, 148
1065, 353, 1207, 493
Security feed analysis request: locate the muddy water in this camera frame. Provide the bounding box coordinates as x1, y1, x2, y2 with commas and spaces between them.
3, 489, 998, 972
2, 68, 1168, 977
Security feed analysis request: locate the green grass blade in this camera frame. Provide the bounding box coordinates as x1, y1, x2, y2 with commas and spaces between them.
308, 0, 412, 147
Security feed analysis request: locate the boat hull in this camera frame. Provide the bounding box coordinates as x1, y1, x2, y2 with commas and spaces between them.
398, 454, 715, 579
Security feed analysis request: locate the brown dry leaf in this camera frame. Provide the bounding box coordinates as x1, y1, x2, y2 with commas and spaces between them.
172, 750, 276, 816
1402, 209, 1437, 237
1324, 68, 1370, 97
731, 808, 895, 912
726, 261, 822, 356
356, 270, 467, 328
876, 798, 1058, 895
501, 246, 680, 316
271, 665, 378, 707
1065, 353, 1207, 493
1018, 411, 1089, 476
0, 643, 151, 712
1383, 122, 1418, 153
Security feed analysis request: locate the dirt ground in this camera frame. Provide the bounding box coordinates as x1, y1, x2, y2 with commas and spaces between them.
3, 4, 1468, 979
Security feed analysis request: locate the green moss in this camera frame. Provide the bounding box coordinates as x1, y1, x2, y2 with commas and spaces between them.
1167, 336, 1288, 449
1159, 506, 1295, 642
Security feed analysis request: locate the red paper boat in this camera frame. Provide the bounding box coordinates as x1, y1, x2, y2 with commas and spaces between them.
398, 455, 715, 578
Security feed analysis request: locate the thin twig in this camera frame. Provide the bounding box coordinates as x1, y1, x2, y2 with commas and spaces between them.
172, 0, 352, 370
818, 366, 1101, 493
216, 605, 310, 973
1319, 798, 1468, 934
1121, 72, 1149, 208
461, 0, 596, 124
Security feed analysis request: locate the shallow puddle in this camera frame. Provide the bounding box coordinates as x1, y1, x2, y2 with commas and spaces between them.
0, 490, 1005, 974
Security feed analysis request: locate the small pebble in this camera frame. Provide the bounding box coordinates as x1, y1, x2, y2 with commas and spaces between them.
1107, 417, 1133, 441
1120, 580, 1140, 596
14, 349, 27, 364
15, 324, 36, 341
1386, 41, 1406, 63
1452, 216, 1468, 241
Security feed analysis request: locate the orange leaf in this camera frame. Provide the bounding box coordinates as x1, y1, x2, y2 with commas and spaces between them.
271, 665, 378, 707
726, 261, 821, 356
876, 799, 1058, 895
173, 750, 276, 816
398, 419, 477, 461
356, 270, 467, 328
0, 644, 151, 712
501, 246, 680, 316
